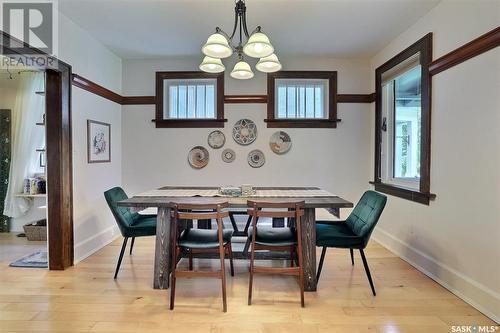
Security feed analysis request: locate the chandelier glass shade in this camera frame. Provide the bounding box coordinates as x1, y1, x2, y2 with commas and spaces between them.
202, 33, 233, 59
243, 32, 274, 58
255, 53, 282, 73
230, 61, 254, 79
200, 0, 281, 79
199, 56, 225, 73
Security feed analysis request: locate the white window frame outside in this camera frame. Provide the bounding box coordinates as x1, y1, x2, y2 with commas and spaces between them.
381, 67, 421, 191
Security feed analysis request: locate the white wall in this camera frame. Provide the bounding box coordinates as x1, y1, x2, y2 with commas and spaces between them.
57, 13, 123, 263
121, 56, 372, 214
370, 0, 500, 322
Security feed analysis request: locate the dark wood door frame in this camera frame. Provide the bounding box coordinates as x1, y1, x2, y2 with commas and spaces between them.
1, 31, 74, 270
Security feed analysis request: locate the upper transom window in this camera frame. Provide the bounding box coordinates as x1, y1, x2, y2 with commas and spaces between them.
275, 79, 328, 119
164, 79, 216, 119
155, 72, 225, 128
266, 71, 338, 128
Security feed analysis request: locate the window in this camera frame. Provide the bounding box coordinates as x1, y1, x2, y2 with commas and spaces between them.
266, 71, 338, 128
155, 72, 225, 128
373, 33, 434, 205
164, 79, 216, 119
275, 79, 328, 119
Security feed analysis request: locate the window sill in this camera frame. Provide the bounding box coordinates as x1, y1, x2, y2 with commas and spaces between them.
153, 119, 227, 128
264, 119, 340, 128
369, 181, 436, 205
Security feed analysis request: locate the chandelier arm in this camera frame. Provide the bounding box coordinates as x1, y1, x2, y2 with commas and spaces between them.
228, 11, 239, 41
215, 27, 231, 41
249, 25, 262, 36
239, 13, 243, 46
242, 12, 250, 38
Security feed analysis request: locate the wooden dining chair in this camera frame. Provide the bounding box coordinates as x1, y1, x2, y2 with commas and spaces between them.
247, 200, 305, 307
169, 201, 234, 312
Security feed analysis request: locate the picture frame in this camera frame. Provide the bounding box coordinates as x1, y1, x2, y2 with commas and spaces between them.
87, 120, 111, 163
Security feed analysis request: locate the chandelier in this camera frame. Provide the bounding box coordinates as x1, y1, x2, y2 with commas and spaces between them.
199, 0, 282, 79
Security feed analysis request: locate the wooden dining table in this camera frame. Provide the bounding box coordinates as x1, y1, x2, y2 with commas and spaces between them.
118, 186, 353, 292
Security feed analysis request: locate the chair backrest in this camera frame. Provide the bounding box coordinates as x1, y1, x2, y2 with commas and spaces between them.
247, 200, 305, 226
171, 200, 230, 248
172, 200, 230, 221
104, 187, 138, 236
345, 191, 387, 247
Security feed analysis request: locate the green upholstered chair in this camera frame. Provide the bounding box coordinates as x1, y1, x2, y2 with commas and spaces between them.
316, 190, 387, 296
104, 187, 157, 279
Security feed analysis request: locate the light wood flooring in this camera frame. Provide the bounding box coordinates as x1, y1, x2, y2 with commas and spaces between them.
0, 235, 496, 332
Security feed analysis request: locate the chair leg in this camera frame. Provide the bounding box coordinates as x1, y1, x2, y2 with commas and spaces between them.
188, 249, 193, 271
219, 245, 227, 312
129, 237, 135, 255
350, 248, 354, 266
227, 243, 234, 277
297, 243, 305, 308
359, 249, 376, 296
114, 237, 128, 279
248, 243, 255, 305
316, 247, 327, 283
170, 245, 178, 310
290, 248, 294, 267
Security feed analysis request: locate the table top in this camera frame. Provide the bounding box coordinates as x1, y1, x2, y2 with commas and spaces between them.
118, 186, 354, 209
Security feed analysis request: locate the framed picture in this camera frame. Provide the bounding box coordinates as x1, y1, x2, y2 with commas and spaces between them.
87, 120, 111, 163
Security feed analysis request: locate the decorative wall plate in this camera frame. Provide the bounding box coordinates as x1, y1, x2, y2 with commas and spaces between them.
232, 119, 257, 145
188, 146, 209, 169
269, 131, 292, 154
207, 130, 225, 149
221, 148, 235, 163
247, 149, 265, 168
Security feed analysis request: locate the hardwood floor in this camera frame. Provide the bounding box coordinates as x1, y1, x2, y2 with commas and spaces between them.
0, 236, 496, 332
0, 233, 46, 263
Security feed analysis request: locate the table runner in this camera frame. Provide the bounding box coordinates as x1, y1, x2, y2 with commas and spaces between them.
136, 188, 336, 198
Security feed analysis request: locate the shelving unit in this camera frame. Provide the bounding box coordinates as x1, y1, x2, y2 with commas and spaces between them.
15, 193, 47, 199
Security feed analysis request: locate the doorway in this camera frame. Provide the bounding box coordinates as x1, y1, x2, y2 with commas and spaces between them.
0, 63, 48, 267
1, 31, 74, 270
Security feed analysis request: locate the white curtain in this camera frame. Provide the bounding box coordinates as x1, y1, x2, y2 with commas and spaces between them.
3, 73, 45, 218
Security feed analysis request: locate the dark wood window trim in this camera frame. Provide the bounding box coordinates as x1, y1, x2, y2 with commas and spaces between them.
373, 33, 435, 205
266, 71, 338, 128
155, 71, 226, 128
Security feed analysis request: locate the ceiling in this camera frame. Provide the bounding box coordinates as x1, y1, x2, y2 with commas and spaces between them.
58, 0, 440, 59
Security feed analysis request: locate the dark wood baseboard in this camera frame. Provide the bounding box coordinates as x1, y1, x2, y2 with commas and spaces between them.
429, 26, 500, 76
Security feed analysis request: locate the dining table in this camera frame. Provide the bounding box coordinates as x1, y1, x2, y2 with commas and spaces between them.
117, 186, 353, 292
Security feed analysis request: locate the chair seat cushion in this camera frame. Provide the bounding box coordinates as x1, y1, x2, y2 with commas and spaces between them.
126, 215, 157, 237
316, 222, 364, 249
248, 227, 296, 247
178, 229, 233, 249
